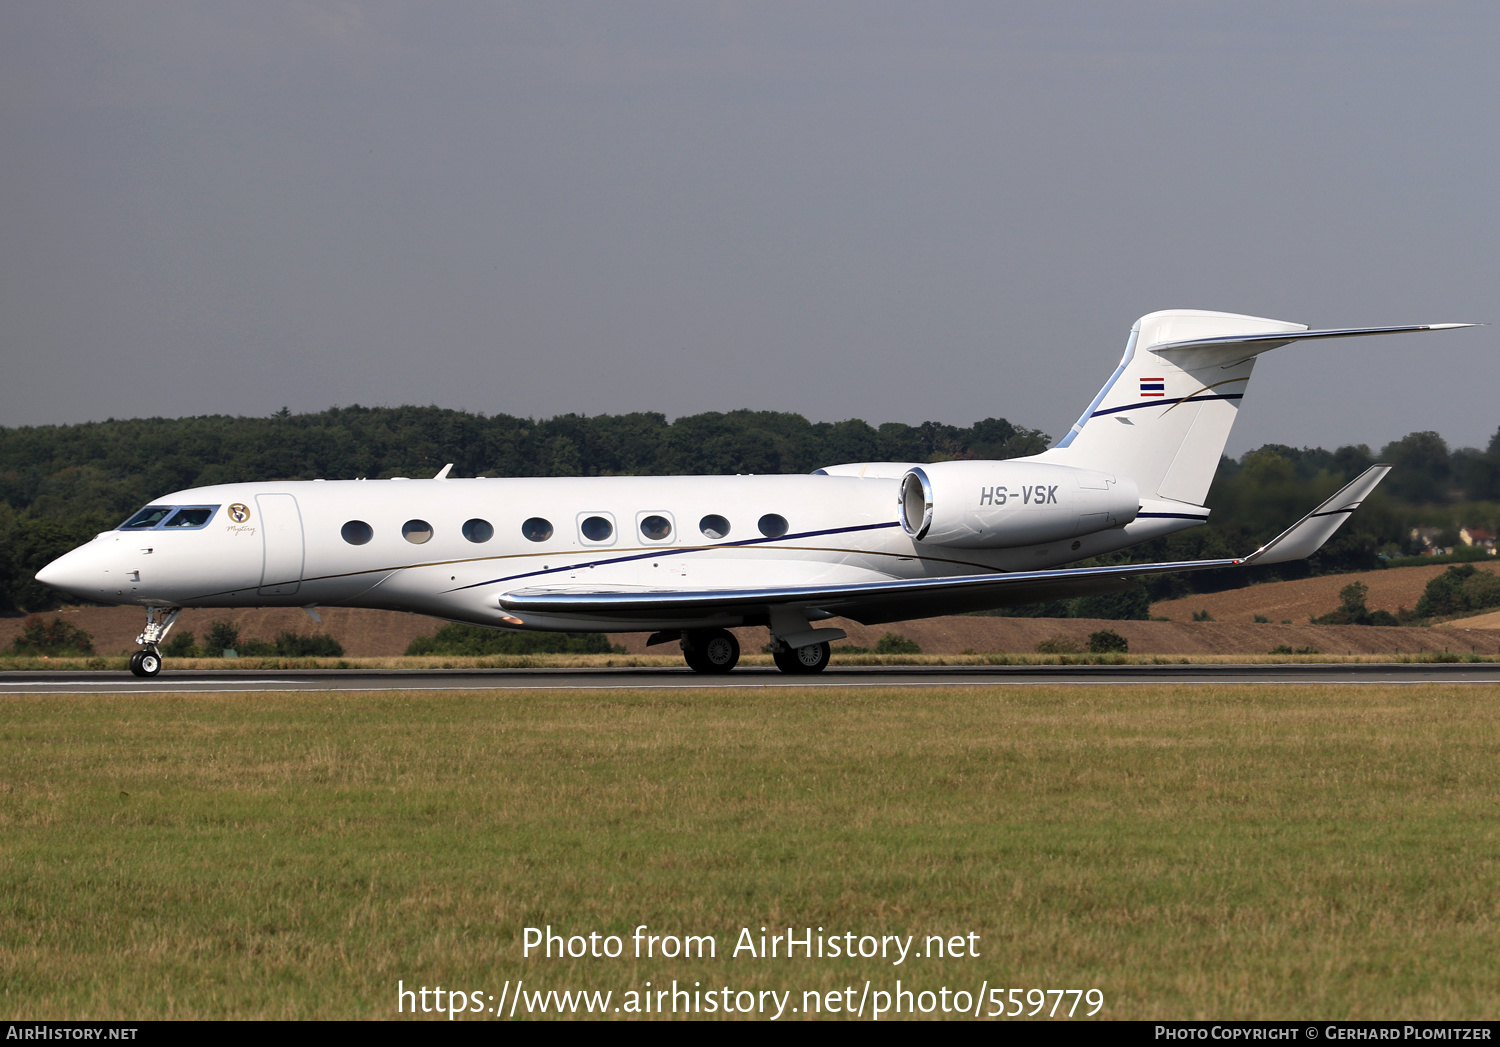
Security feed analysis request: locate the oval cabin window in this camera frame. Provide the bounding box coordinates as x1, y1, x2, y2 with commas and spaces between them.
462, 518, 494, 543
341, 520, 374, 545
699, 514, 730, 540
521, 517, 553, 543
639, 515, 672, 541
402, 520, 434, 544
757, 514, 789, 539
580, 516, 614, 542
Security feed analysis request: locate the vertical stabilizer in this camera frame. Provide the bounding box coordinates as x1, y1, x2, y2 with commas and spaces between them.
1038, 309, 1305, 505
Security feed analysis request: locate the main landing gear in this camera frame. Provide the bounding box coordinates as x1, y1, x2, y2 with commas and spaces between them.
681, 629, 740, 673
770, 639, 831, 675
677, 629, 832, 675
129, 606, 182, 678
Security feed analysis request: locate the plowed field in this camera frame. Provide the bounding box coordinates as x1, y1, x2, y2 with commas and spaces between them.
1151, 561, 1499, 624
8, 597, 1500, 658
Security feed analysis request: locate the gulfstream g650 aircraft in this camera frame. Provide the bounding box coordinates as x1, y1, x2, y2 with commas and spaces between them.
36, 309, 1476, 676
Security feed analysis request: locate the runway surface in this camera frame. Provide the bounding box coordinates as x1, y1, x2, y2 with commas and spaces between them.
5, 663, 1500, 692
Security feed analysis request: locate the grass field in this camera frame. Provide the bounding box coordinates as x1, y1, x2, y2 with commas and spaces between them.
2, 685, 1498, 1020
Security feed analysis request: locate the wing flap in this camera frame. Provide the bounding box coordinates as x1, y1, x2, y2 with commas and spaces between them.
498, 557, 1240, 622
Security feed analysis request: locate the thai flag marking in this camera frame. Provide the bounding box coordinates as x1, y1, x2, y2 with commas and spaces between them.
1140, 378, 1165, 397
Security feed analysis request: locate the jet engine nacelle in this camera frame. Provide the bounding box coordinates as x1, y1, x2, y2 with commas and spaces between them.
899, 460, 1139, 549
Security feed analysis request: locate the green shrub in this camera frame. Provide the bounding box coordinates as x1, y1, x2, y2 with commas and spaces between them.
163, 632, 201, 657
406, 623, 621, 656
1415, 564, 1500, 619
1035, 636, 1084, 654
1312, 581, 1395, 626
273, 631, 344, 657
6, 615, 94, 656
873, 633, 921, 654
204, 621, 241, 655
1192, 609, 1214, 622
1071, 589, 1150, 620
1087, 628, 1129, 654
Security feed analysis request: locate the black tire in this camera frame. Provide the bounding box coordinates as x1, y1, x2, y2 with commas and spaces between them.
139, 649, 162, 676
772, 641, 830, 674
683, 629, 739, 673
128, 651, 146, 677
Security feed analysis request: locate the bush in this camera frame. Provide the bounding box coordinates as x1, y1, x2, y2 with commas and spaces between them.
163, 631, 200, 657
273, 630, 344, 657
1071, 589, 1150, 620
204, 621, 241, 655
1414, 564, 1500, 619
406, 623, 622, 656
1035, 635, 1084, 654
6, 615, 94, 655
1087, 629, 1129, 653
873, 633, 921, 654
1191, 609, 1214, 622
1311, 581, 1400, 626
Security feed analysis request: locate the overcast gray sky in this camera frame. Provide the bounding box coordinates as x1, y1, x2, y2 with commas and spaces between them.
2, 1, 1495, 457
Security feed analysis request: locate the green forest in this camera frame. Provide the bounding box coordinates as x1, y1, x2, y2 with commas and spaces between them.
3, 405, 1498, 614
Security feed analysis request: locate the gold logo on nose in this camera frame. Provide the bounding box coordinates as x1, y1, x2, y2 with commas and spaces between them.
228, 503, 251, 523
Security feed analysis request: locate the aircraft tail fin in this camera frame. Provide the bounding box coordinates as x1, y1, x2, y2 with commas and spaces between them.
1038, 310, 1476, 506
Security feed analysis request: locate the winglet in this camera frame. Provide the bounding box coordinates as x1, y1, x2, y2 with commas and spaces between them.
1242, 465, 1392, 565
434, 463, 454, 481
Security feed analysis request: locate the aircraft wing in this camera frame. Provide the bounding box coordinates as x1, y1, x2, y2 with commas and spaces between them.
499, 466, 1389, 627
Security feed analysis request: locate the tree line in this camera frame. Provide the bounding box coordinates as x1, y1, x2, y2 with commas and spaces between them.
3, 405, 1498, 614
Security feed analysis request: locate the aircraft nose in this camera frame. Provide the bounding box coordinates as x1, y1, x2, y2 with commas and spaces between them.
35, 545, 103, 600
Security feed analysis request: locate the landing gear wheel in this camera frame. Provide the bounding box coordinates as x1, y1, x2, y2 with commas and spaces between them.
772, 641, 830, 674
683, 629, 740, 673
129, 648, 162, 678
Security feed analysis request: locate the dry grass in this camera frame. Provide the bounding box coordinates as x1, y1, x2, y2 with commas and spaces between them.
2, 684, 1498, 1019
4, 651, 1500, 672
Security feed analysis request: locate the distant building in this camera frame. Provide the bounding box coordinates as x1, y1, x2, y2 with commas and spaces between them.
1409, 526, 1498, 556
1410, 527, 1452, 555
1460, 527, 1497, 554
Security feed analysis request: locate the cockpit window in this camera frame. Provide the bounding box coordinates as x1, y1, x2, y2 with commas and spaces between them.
120, 505, 220, 530
121, 506, 174, 529
163, 507, 216, 528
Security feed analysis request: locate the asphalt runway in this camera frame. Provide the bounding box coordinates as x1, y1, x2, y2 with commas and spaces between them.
5, 663, 1500, 693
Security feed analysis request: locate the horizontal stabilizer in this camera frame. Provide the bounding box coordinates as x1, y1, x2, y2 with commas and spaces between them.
1155, 323, 1480, 368
1242, 464, 1391, 566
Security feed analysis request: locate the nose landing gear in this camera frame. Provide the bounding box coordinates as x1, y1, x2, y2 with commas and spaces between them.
130, 606, 182, 678
128, 649, 162, 677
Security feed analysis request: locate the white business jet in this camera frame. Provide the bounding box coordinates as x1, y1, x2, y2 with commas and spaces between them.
36, 309, 1476, 677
